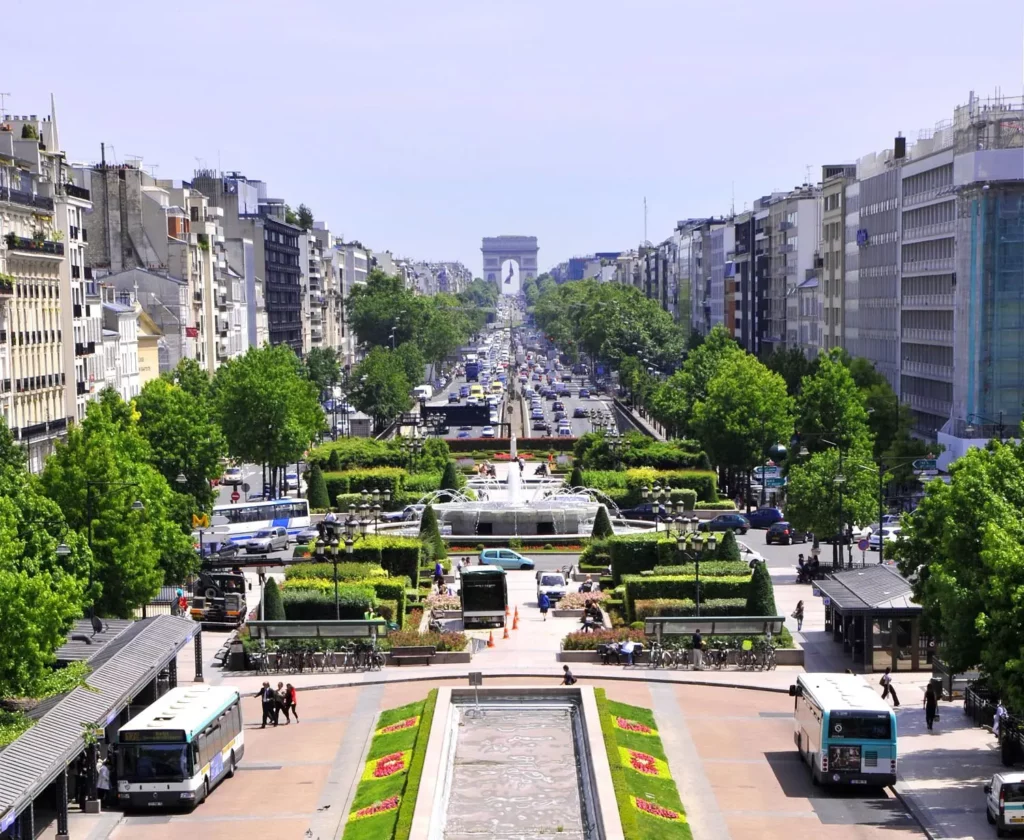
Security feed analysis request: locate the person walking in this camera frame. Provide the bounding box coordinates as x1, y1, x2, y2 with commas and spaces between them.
538, 591, 551, 621
561, 665, 577, 685
96, 759, 112, 806
434, 560, 445, 592
254, 681, 276, 728
286, 683, 299, 723
692, 629, 704, 670
923, 682, 938, 731
792, 600, 805, 632
880, 667, 900, 707
276, 682, 291, 724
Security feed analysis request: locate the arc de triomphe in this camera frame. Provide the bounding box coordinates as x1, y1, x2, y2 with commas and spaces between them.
481, 235, 538, 286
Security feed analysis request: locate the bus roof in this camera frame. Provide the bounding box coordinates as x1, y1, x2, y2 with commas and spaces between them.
797, 673, 892, 714
462, 566, 506, 576
213, 498, 308, 511
119, 685, 240, 741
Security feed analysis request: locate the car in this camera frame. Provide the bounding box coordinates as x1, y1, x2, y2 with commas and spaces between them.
448, 392, 460, 403
869, 526, 901, 552
618, 502, 669, 522
466, 397, 479, 407
697, 513, 751, 534
478, 548, 535, 571
284, 472, 299, 492
531, 408, 545, 420
533, 419, 548, 431
545, 391, 557, 401
552, 401, 565, 412
481, 426, 495, 438
382, 504, 425, 523
457, 431, 471, 439
746, 507, 785, 529
554, 411, 567, 422
292, 524, 320, 544
222, 466, 243, 486
579, 388, 590, 398
557, 426, 573, 437
573, 406, 587, 418
765, 521, 809, 545
459, 424, 473, 431
557, 386, 571, 396
202, 540, 241, 561
736, 540, 765, 568
459, 385, 470, 398
246, 526, 289, 554
536, 571, 568, 601
984, 772, 1024, 835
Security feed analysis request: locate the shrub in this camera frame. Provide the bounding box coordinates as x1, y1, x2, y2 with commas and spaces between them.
323, 467, 407, 501
696, 500, 737, 510
569, 464, 583, 488
307, 437, 404, 471
561, 628, 646, 650
745, 558, 777, 616
263, 578, 285, 620
386, 628, 469, 652
327, 449, 341, 470
591, 505, 614, 539
285, 562, 388, 581
622, 574, 753, 621
306, 463, 330, 510
292, 536, 422, 585
715, 529, 742, 563
440, 460, 462, 492
419, 505, 446, 560
633, 598, 748, 620
281, 585, 376, 620
606, 533, 663, 583
624, 468, 717, 503
649, 561, 750, 577
558, 590, 610, 610
404, 472, 441, 494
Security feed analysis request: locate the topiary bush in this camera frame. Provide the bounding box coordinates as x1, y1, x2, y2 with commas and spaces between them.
715, 529, 741, 563
440, 459, 462, 492
306, 463, 330, 510
419, 504, 447, 561
285, 562, 389, 581
622, 574, 753, 622
569, 464, 583, 488
745, 558, 777, 616
591, 505, 614, 539
263, 577, 285, 620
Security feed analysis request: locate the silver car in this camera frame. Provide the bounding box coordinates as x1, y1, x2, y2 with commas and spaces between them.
246, 527, 289, 554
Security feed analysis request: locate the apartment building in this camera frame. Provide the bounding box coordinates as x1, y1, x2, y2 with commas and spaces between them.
730, 212, 756, 352
0, 111, 88, 470
843, 180, 861, 360
820, 165, 857, 351
101, 288, 140, 401
708, 223, 734, 331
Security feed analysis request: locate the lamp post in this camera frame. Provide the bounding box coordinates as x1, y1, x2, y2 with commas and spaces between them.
675, 518, 716, 616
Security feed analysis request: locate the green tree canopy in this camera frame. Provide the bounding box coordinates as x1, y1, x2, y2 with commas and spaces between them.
350, 347, 414, 431
304, 347, 341, 396
795, 348, 870, 455
41, 391, 196, 617
296, 204, 314, 230
161, 357, 211, 402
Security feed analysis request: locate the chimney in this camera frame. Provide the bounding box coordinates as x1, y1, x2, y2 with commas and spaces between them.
894, 132, 907, 160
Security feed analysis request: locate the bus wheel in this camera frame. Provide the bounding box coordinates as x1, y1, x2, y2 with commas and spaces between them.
227, 752, 236, 778
202, 778, 210, 804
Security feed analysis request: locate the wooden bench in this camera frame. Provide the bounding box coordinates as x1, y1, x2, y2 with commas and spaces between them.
390, 645, 437, 666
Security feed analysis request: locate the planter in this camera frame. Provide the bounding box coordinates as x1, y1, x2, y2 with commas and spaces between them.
384, 650, 472, 666
558, 651, 603, 662
774, 648, 804, 666
551, 608, 585, 618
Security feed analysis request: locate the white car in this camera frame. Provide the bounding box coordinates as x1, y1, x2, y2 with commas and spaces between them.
246, 527, 289, 554
284, 472, 299, 491
869, 526, 901, 552
481, 426, 496, 438
222, 467, 243, 486
737, 541, 765, 568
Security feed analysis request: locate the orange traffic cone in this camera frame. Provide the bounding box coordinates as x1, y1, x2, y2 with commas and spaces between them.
505, 603, 511, 617
503, 623, 510, 640
513, 607, 520, 630
487, 631, 495, 648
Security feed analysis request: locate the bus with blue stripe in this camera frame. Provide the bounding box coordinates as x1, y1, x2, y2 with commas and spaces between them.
212, 498, 311, 542
790, 673, 897, 786
117, 685, 243, 809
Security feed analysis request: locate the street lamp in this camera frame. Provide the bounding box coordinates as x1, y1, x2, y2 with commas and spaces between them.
56, 542, 71, 558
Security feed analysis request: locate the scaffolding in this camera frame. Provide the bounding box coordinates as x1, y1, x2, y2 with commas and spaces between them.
954, 92, 1024, 154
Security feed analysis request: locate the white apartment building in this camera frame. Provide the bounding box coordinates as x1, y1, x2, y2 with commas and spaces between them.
101, 289, 140, 401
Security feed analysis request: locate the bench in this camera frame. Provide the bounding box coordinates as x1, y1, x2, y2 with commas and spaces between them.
794, 565, 828, 582
390, 645, 437, 666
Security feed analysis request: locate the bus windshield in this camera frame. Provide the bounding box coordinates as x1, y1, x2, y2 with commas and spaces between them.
120, 743, 191, 782
828, 711, 892, 741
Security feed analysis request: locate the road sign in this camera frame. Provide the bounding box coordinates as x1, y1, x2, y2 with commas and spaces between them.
755, 466, 781, 479
230, 491, 240, 502
858, 538, 869, 552
765, 477, 787, 488
912, 459, 937, 471
192, 513, 210, 529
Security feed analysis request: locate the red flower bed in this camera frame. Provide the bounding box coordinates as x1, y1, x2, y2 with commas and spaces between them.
350, 795, 401, 821
614, 716, 655, 735
378, 717, 417, 735
632, 796, 682, 821
373, 752, 406, 778
628, 751, 658, 774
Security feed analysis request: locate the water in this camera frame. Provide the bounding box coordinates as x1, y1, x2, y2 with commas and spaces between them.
443, 705, 589, 840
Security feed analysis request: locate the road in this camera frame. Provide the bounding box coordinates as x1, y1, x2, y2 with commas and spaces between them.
520, 376, 616, 440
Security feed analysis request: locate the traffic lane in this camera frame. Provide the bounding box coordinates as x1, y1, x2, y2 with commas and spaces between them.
522, 385, 617, 439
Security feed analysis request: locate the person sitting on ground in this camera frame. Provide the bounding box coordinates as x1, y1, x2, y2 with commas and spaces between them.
561, 665, 578, 685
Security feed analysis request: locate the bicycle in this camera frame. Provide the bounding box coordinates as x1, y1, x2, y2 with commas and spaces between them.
648, 641, 667, 669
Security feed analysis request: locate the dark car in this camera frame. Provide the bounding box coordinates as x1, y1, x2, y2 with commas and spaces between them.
579, 388, 591, 398
766, 521, 809, 545
552, 401, 565, 412
697, 513, 750, 534
573, 406, 587, 418
554, 411, 567, 422
448, 392, 459, 403
532, 419, 548, 430
545, 391, 557, 401
557, 386, 572, 397
202, 540, 241, 561
618, 502, 669, 522
747, 507, 785, 529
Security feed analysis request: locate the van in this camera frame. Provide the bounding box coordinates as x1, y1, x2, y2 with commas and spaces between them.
469, 384, 484, 400
986, 772, 1024, 835
412, 384, 433, 401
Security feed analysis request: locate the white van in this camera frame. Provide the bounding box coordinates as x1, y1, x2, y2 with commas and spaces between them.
986, 772, 1024, 835
412, 385, 433, 401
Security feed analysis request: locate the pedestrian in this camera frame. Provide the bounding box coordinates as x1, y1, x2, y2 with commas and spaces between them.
561, 665, 577, 685
456, 558, 464, 576
692, 629, 704, 670
924, 682, 938, 731
254, 681, 276, 728
994, 699, 1008, 739
276, 682, 290, 724
434, 560, 445, 591
96, 759, 111, 806
880, 666, 900, 707
538, 591, 551, 621
792, 600, 805, 632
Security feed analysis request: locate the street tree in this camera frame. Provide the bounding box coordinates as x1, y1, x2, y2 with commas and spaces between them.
795, 347, 870, 455
0, 420, 89, 698
135, 377, 226, 513
764, 346, 817, 397
41, 391, 196, 617
212, 344, 325, 495
691, 352, 793, 497
304, 347, 341, 397
891, 441, 1024, 708
161, 357, 211, 402
350, 347, 413, 432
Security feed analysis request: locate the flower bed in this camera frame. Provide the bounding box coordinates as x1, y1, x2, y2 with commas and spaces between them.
561, 628, 646, 651
557, 590, 610, 610
424, 593, 461, 610
595, 689, 691, 839
343, 693, 437, 840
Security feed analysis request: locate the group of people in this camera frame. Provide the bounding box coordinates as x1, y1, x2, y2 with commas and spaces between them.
796, 553, 821, 584
254, 681, 299, 727
599, 639, 640, 665
476, 462, 497, 478
578, 600, 603, 632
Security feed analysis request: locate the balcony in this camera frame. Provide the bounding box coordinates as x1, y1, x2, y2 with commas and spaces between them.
903, 184, 956, 208
901, 360, 954, 382
901, 220, 955, 242
4, 235, 64, 257
310, 309, 322, 323
0, 276, 12, 297
902, 327, 953, 345
779, 220, 795, 231
904, 392, 952, 417
64, 183, 91, 201
2, 189, 55, 213
902, 257, 955, 275
902, 293, 954, 308
193, 290, 202, 302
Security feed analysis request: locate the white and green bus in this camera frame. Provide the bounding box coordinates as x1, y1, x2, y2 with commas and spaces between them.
117, 685, 243, 809
790, 673, 897, 787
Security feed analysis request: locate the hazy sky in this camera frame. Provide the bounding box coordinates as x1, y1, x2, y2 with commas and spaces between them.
5, 1, 1023, 274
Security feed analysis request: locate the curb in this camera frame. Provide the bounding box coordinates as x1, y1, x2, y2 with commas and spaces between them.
890, 781, 939, 839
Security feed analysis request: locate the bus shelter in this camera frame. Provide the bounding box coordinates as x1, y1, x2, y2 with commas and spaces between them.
643, 616, 785, 645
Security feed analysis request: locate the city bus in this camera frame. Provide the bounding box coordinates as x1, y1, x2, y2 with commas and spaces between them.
212, 498, 311, 542
460, 566, 508, 628
790, 673, 897, 787
117, 685, 243, 809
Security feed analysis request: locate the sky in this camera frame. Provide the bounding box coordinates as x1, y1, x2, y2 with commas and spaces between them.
4, 1, 1023, 274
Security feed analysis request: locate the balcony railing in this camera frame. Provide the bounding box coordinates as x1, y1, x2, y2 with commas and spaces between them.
904, 392, 952, 416
2, 189, 55, 212
901, 220, 955, 242
779, 220, 795, 231
902, 257, 955, 275
902, 293, 954, 308
902, 327, 953, 344
64, 183, 91, 201
4, 236, 64, 257
901, 360, 954, 381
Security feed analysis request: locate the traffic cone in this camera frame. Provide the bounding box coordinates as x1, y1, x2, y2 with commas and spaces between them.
505, 603, 511, 618
503, 623, 510, 640
487, 631, 495, 648
513, 607, 520, 630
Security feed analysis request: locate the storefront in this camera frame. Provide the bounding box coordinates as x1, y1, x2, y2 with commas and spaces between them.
816, 565, 930, 673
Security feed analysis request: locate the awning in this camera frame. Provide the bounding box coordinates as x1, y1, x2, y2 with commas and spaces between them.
815, 565, 921, 615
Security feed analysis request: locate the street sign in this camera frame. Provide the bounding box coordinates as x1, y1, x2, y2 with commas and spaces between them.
755, 466, 781, 479
192, 513, 210, 529
858, 538, 869, 552
230, 491, 240, 502
912, 459, 937, 471
765, 477, 787, 488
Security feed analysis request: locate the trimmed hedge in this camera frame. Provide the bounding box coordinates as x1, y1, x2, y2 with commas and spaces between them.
634, 598, 748, 620
649, 561, 750, 577
746, 558, 777, 616
281, 584, 376, 620
323, 467, 408, 499
695, 500, 737, 510
622, 574, 752, 622
297, 536, 423, 586
285, 562, 389, 581
403, 472, 441, 494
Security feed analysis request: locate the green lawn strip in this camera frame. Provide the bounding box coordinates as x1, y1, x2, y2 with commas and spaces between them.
342, 699, 427, 840
392, 688, 439, 840
595, 689, 692, 840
